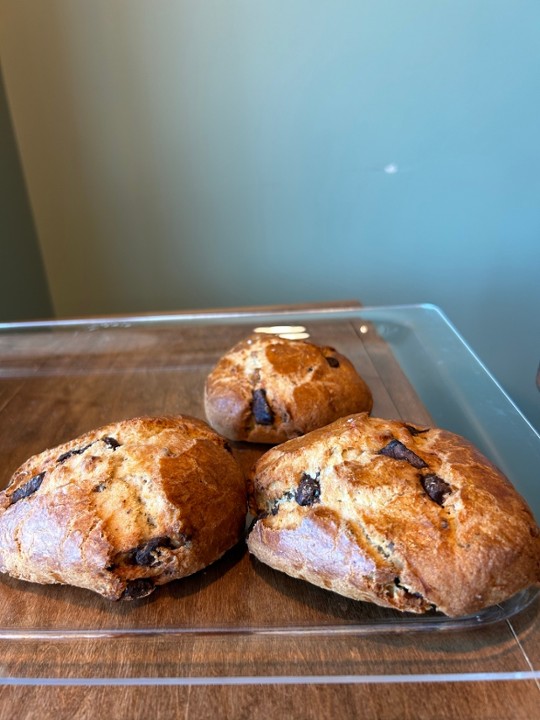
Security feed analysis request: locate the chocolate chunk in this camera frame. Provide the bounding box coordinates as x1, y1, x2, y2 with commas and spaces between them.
421, 473, 452, 506
9, 472, 45, 504
57, 450, 74, 463
57, 437, 120, 464
325, 356, 340, 368
252, 388, 274, 425
93, 482, 106, 493
295, 472, 321, 506
102, 436, 121, 450
405, 425, 430, 436
122, 578, 155, 600
130, 537, 173, 566
57, 444, 92, 463
379, 439, 427, 468
125, 536, 190, 567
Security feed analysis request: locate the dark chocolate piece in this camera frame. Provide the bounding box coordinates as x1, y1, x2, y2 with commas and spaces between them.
421, 473, 452, 506
295, 472, 321, 506
57, 436, 120, 464
252, 388, 274, 425
101, 436, 121, 450
130, 537, 173, 566
9, 472, 45, 504
379, 439, 427, 468
325, 356, 340, 368
57, 444, 92, 463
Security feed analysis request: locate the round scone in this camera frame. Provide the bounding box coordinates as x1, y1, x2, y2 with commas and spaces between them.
0, 415, 247, 600
204, 333, 373, 444
247, 413, 540, 617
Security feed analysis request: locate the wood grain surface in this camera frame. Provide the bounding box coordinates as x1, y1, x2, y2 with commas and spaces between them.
0, 305, 538, 719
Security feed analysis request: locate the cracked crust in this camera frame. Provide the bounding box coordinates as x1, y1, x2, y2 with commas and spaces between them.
0, 415, 247, 600
204, 333, 373, 443
247, 413, 540, 616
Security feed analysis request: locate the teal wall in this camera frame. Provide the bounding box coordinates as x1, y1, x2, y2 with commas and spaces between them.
1, 1, 539, 430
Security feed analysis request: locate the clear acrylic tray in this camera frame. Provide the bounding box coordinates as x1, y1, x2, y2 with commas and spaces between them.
0, 304, 538, 683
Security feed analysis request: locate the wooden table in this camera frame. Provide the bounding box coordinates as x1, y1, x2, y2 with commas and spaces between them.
0, 302, 538, 720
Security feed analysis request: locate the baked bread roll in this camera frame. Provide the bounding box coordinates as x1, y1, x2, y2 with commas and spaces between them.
247, 413, 540, 616
0, 415, 247, 600
204, 333, 373, 444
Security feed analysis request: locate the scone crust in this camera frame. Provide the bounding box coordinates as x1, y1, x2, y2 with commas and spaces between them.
247, 413, 540, 616
204, 333, 373, 443
0, 415, 247, 600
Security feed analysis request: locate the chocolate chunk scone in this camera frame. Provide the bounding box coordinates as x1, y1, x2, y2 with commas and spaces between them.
247, 413, 540, 616
204, 333, 373, 444
0, 416, 247, 600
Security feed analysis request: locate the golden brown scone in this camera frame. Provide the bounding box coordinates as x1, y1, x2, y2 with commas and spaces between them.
0, 415, 247, 600
247, 413, 540, 617
204, 333, 373, 444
